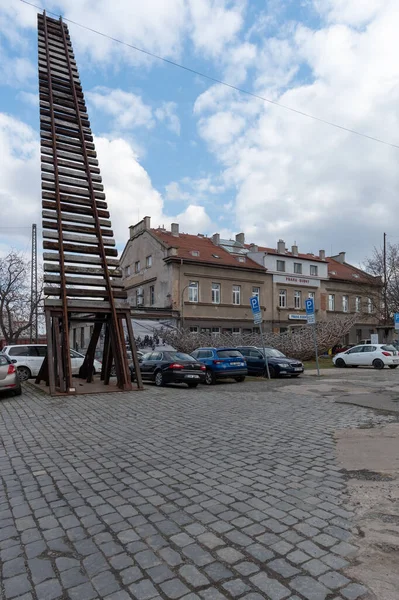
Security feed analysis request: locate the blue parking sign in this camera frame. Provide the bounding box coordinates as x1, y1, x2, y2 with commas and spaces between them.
250, 296, 261, 314
394, 313, 399, 330
305, 298, 315, 315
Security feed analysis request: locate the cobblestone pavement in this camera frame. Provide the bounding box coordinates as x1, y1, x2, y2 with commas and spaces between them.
0, 380, 392, 600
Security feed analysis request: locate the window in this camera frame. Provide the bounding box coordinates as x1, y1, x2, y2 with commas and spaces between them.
277, 260, 285, 272
308, 291, 315, 300
279, 289, 287, 308
146, 255, 152, 268
212, 283, 221, 304
294, 290, 301, 309
136, 287, 143, 306
189, 326, 199, 333
36, 346, 47, 357
135, 261, 140, 273
367, 298, 373, 313
191, 250, 200, 256
149, 285, 155, 306
212, 327, 220, 335
8, 346, 30, 356
342, 295, 349, 313
124, 265, 131, 277
188, 281, 199, 303
355, 296, 361, 312
212, 253, 220, 258
294, 263, 302, 274
232, 328, 240, 335
232, 285, 241, 305
328, 294, 335, 311
310, 265, 318, 276
237, 257, 246, 263
252, 286, 260, 299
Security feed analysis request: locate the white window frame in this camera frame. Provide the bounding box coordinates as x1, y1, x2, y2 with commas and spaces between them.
294, 263, 302, 274
188, 281, 199, 303
135, 261, 140, 273
279, 289, 287, 308
276, 260, 285, 272
355, 296, 361, 312
342, 295, 349, 313
308, 291, 315, 300
310, 265, 318, 276
212, 283, 221, 304
212, 327, 220, 336
232, 285, 241, 305
294, 290, 301, 309
232, 327, 240, 335
328, 294, 335, 311
367, 297, 373, 313
146, 255, 152, 268
136, 287, 143, 306
252, 286, 260, 299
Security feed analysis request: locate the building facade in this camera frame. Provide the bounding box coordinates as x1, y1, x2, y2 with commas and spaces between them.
120, 217, 381, 343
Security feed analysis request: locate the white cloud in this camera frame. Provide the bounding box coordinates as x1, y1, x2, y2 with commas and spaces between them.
193, 0, 399, 262
17, 91, 39, 107
155, 102, 181, 135
87, 87, 154, 130
0, 48, 35, 87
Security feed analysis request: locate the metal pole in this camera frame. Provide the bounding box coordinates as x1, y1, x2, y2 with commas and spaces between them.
30, 223, 38, 343
383, 232, 388, 325
259, 322, 270, 379
312, 323, 320, 376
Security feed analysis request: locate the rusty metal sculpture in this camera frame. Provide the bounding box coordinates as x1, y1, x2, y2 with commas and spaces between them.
36, 12, 142, 394
160, 315, 359, 361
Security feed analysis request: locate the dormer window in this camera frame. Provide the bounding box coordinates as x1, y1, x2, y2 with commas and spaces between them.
212, 254, 220, 258
191, 250, 200, 257
237, 257, 246, 263
352, 273, 360, 279
330, 270, 337, 275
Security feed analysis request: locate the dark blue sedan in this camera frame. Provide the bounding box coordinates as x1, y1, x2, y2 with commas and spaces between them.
191, 347, 247, 385
236, 346, 304, 378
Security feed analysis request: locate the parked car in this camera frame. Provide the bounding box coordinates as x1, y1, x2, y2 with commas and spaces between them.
1, 345, 102, 381
130, 351, 206, 387
333, 344, 399, 369
109, 350, 144, 377
191, 347, 247, 385
0, 354, 22, 397
237, 346, 304, 378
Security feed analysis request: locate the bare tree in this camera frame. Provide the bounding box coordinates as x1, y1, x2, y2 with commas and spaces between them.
0, 251, 43, 345
160, 314, 358, 361
364, 242, 399, 322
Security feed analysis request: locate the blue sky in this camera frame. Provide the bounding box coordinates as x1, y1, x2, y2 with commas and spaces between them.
1, 0, 399, 264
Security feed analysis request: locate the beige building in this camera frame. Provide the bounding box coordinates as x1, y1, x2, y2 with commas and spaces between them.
119, 217, 381, 343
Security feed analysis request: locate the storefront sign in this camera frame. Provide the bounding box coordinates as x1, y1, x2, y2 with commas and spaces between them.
273, 274, 320, 287
288, 314, 307, 320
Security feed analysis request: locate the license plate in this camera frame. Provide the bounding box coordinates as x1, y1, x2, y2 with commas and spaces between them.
231, 362, 242, 366
186, 374, 199, 378
294, 367, 303, 371
393, 359, 399, 364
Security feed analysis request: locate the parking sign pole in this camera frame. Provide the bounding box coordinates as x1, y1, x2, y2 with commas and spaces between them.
312, 323, 320, 377
259, 322, 270, 380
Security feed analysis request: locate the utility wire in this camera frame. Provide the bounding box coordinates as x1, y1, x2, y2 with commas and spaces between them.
20, 0, 399, 150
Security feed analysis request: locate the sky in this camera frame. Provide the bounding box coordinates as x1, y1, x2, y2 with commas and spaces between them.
0, 0, 398, 266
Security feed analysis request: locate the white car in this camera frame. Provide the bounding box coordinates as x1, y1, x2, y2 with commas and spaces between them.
333, 344, 399, 370
1, 344, 102, 381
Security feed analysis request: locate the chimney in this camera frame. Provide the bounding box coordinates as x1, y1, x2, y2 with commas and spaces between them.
235, 232, 245, 245
129, 216, 151, 239
249, 243, 258, 252
167, 247, 178, 256
143, 216, 151, 230
319, 249, 325, 260
277, 239, 286, 254
332, 251, 346, 264
291, 244, 298, 256
212, 233, 220, 246
171, 223, 179, 237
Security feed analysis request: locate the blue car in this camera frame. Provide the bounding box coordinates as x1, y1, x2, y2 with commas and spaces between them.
191, 347, 248, 385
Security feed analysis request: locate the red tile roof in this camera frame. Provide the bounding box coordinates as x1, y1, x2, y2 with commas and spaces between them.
245, 244, 325, 262
151, 229, 266, 271
326, 258, 379, 284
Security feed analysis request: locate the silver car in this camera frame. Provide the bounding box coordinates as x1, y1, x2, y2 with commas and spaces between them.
0, 354, 22, 397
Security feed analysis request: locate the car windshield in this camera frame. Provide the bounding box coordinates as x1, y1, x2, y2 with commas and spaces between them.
259, 348, 286, 358
167, 352, 196, 362
217, 350, 243, 358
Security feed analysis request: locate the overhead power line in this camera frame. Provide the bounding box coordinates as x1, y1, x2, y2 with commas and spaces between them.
20, 0, 399, 150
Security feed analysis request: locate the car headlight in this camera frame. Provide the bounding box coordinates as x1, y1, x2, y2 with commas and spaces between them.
277, 363, 287, 368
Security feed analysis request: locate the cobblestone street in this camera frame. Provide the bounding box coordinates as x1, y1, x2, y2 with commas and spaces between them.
0, 379, 391, 600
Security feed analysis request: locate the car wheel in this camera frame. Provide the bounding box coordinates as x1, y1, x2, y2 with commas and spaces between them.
154, 371, 165, 386
234, 376, 245, 382
373, 358, 385, 370
389, 365, 398, 369
17, 366, 31, 381
335, 358, 346, 368
204, 370, 215, 385
13, 386, 22, 396
187, 382, 198, 388
268, 366, 277, 378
